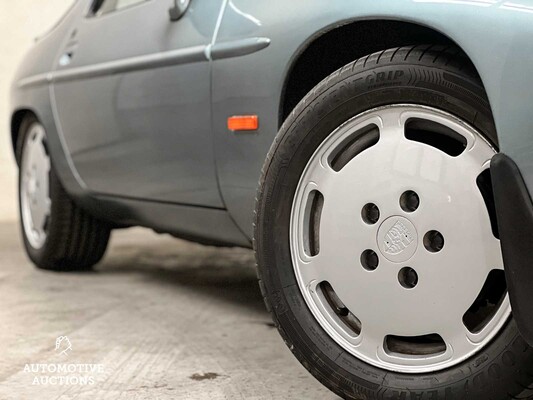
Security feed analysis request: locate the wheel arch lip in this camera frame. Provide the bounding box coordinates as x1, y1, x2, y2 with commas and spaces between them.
277, 10, 505, 126
9, 83, 87, 202
11, 108, 35, 164
277, 16, 470, 126
275, 0, 531, 138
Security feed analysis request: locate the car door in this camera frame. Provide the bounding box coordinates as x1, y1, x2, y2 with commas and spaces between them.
51, 0, 225, 208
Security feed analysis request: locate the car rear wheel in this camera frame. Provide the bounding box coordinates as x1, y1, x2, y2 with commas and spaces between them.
17, 116, 111, 271
255, 46, 533, 399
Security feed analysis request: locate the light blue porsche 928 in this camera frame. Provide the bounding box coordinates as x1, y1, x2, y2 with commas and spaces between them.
9, 0, 533, 398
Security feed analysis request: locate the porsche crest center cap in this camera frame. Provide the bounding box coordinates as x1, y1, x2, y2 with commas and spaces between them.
377, 216, 418, 263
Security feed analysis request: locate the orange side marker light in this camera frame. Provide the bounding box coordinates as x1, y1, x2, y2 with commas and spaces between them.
228, 115, 259, 132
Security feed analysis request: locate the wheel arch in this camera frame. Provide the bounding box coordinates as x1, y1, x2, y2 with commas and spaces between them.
279, 19, 486, 127
11, 108, 38, 165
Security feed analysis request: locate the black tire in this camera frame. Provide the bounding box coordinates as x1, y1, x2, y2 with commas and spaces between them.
17, 115, 111, 271
254, 45, 533, 399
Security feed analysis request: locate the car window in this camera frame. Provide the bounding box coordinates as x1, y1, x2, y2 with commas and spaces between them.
91, 0, 148, 16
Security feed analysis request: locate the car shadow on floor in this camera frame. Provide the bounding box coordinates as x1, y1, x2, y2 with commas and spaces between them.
94, 236, 269, 316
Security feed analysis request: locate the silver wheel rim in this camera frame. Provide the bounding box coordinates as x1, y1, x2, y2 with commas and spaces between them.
290, 105, 510, 373
21, 123, 51, 250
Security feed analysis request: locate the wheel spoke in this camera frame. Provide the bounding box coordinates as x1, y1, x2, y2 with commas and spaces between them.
355, 327, 386, 361
378, 107, 406, 139
483, 235, 504, 270
460, 135, 495, 166
294, 253, 331, 289
440, 318, 480, 358
304, 162, 338, 198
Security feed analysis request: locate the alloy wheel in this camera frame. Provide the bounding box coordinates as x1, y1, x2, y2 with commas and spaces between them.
20, 123, 51, 250
290, 105, 510, 373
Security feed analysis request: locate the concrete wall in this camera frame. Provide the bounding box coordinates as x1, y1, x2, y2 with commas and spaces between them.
0, 0, 74, 221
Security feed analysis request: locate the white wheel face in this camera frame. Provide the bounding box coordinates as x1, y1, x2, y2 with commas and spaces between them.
290, 105, 510, 374
20, 123, 51, 250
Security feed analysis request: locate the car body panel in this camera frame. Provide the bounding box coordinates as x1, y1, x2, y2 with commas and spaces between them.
50, 0, 224, 207
10, 0, 533, 243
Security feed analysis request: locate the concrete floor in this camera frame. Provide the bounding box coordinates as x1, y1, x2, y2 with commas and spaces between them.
0, 222, 336, 399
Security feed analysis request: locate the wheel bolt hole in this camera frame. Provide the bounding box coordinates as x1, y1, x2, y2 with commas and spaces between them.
399, 267, 418, 289
424, 230, 444, 253
361, 249, 379, 271
362, 203, 380, 225
400, 190, 420, 213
